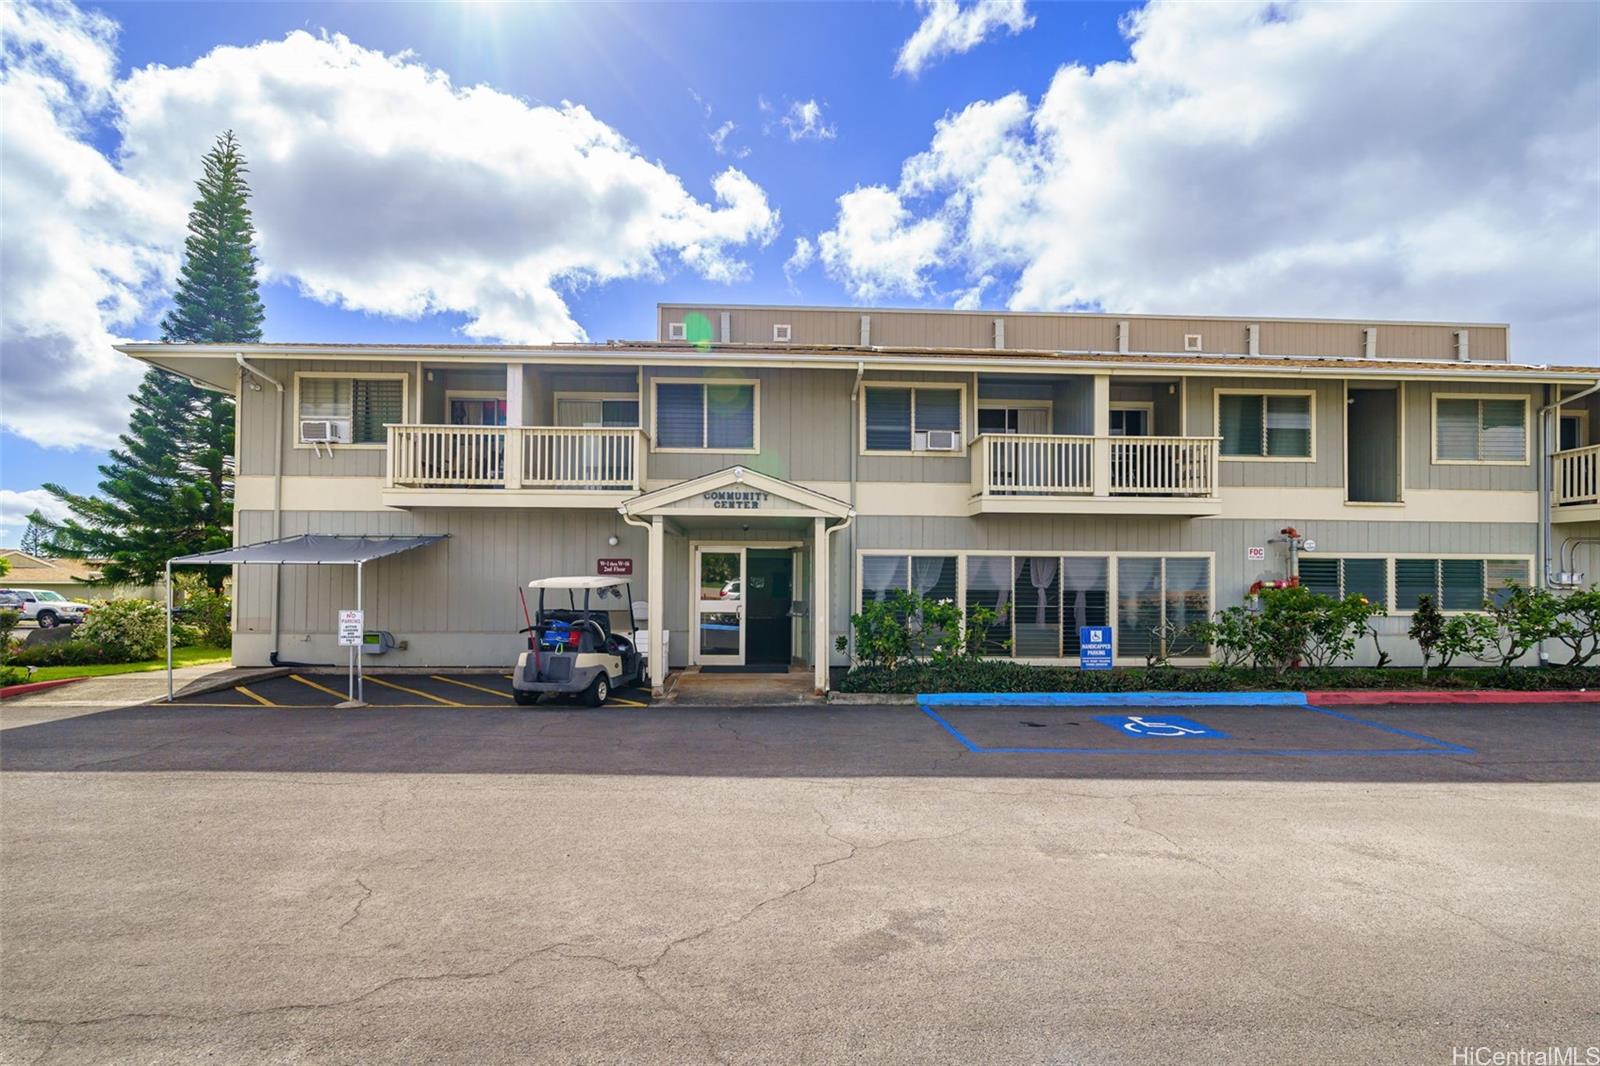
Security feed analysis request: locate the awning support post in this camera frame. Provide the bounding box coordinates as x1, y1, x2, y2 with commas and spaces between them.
165, 560, 175, 703
356, 561, 365, 703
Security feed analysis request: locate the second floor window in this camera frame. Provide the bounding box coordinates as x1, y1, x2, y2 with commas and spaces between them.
1218, 391, 1312, 458
655, 382, 756, 450
865, 386, 962, 451
299, 376, 405, 444
1434, 396, 1527, 463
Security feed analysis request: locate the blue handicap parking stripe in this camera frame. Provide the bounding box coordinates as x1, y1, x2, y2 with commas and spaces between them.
917, 692, 1473, 757
918, 691, 1310, 708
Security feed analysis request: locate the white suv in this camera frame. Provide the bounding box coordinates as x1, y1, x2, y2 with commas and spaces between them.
0, 589, 91, 628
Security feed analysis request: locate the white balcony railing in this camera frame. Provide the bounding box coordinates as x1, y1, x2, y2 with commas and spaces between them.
387, 425, 643, 492
973, 433, 1219, 499
1554, 443, 1600, 507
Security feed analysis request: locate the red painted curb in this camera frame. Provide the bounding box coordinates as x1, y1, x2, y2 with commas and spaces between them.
0, 676, 88, 700
1308, 690, 1600, 706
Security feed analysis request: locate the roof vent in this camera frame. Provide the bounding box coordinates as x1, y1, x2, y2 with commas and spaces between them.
993, 318, 1005, 350
1117, 321, 1130, 354
1246, 324, 1260, 357
1454, 329, 1470, 362
860, 314, 871, 347
1363, 327, 1377, 358
773, 323, 792, 342
1184, 334, 1203, 353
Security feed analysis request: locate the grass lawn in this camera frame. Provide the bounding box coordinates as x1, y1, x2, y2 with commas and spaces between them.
22, 645, 232, 683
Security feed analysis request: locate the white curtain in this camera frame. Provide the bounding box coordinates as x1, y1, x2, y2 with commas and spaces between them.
1060, 557, 1106, 633
967, 556, 1010, 620
912, 556, 945, 597
1028, 556, 1057, 625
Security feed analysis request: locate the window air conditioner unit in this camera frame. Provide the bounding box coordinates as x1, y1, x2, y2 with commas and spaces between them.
300, 419, 350, 444
922, 429, 961, 451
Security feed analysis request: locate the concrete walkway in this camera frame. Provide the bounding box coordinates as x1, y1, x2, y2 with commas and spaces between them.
0, 662, 240, 728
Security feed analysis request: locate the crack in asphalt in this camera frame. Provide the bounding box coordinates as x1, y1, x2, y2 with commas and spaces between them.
0, 939, 586, 1033
337, 878, 373, 932
1121, 795, 1240, 885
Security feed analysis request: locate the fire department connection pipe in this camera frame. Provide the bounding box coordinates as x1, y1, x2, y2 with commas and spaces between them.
236, 353, 285, 661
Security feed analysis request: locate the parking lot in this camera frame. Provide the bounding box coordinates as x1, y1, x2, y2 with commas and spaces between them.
2, 693, 1596, 1063
184, 670, 654, 710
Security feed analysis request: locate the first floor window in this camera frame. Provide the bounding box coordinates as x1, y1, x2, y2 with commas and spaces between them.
655, 382, 756, 449
1394, 558, 1528, 612
1298, 557, 1389, 610
1435, 397, 1527, 462
1218, 392, 1311, 458
1117, 557, 1210, 661
864, 386, 962, 451
299, 376, 404, 443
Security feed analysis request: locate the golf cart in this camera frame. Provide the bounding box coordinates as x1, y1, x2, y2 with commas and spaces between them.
512, 576, 645, 707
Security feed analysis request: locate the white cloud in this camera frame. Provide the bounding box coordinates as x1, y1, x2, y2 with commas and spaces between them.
780, 99, 836, 142
783, 236, 816, 287
817, 187, 947, 301
708, 119, 748, 159
895, 0, 1034, 78
0, 4, 782, 450
0, 489, 71, 542
834, 1, 1600, 362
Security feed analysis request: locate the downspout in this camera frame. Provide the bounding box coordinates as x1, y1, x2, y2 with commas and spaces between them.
236, 352, 285, 662
1538, 379, 1600, 586
848, 361, 864, 659
1536, 378, 1600, 667
825, 510, 856, 690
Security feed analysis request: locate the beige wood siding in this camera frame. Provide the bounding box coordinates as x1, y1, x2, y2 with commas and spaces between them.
657, 304, 1509, 361
238, 358, 424, 478
1406, 380, 1538, 491
1185, 376, 1344, 488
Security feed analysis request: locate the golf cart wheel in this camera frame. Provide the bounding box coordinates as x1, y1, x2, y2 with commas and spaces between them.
585, 675, 609, 707
36, 611, 58, 629
513, 689, 537, 707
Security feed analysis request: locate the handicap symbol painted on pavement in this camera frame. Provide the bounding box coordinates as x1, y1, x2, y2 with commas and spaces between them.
1092, 714, 1229, 739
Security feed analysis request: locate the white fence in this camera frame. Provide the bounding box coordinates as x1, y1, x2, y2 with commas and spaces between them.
387, 425, 643, 491
974, 434, 1218, 498
1554, 443, 1600, 507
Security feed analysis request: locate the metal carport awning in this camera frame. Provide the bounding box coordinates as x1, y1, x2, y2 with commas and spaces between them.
164, 534, 448, 704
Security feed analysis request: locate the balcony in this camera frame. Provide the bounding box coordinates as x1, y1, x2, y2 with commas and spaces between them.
382, 425, 644, 507
969, 434, 1222, 516
1552, 444, 1600, 523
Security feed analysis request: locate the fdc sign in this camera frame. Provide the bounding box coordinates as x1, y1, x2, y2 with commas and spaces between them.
1079, 626, 1112, 670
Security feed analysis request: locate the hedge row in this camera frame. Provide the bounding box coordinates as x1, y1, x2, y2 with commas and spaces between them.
836, 660, 1600, 694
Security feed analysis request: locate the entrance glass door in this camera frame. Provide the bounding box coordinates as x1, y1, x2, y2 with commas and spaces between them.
695, 547, 744, 664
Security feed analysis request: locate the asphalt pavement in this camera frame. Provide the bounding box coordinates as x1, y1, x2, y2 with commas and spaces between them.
1, 694, 1596, 1064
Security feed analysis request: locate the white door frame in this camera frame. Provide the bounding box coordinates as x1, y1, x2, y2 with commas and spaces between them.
689, 539, 806, 666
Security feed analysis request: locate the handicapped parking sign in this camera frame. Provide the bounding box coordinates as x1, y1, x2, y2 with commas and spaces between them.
1079, 626, 1113, 671
1093, 714, 1229, 739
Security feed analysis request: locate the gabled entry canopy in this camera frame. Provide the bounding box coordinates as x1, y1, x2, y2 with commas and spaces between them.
618, 466, 853, 520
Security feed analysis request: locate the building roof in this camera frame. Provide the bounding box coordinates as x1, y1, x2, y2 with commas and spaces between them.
115, 339, 1600, 383
0, 551, 103, 584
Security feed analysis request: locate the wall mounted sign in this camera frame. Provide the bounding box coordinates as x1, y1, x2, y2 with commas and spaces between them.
597, 558, 633, 576
702, 489, 771, 510
1247, 546, 1266, 561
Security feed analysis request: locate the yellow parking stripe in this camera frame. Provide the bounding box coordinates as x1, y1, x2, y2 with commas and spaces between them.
290, 674, 350, 700
502, 674, 515, 680
431, 675, 512, 700
365, 675, 466, 707
609, 698, 647, 708
235, 685, 275, 706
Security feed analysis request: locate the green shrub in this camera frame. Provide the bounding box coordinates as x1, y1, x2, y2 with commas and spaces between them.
72, 599, 167, 662
9, 640, 120, 667
1552, 588, 1600, 666
175, 577, 232, 646
1188, 587, 1380, 675
0, 608, 19, 661
841, 590, 1003, 671
837, 660, 1600, 695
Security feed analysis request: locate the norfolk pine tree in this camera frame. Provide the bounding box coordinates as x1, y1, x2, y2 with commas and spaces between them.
38, 131, 262, 588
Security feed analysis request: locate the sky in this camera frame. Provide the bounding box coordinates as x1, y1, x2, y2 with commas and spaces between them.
2, 0, 1599, 540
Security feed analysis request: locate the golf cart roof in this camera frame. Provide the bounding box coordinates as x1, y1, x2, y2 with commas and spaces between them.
527, 576, 631, 591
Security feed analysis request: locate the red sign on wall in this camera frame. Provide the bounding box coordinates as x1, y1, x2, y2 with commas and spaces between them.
597, 558, 633, 576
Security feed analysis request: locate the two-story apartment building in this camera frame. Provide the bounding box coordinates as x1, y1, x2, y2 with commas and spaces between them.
119, 304, 1600, 693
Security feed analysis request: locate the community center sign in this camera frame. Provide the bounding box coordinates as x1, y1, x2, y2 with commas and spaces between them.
702, 489, 771, 510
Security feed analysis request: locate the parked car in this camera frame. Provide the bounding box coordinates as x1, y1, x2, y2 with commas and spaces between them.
0, 589, 91, 628
719, 580, 741, 600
